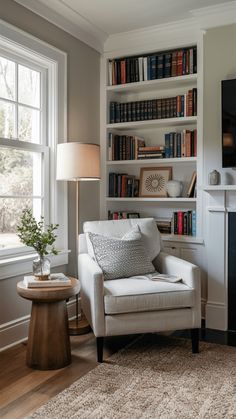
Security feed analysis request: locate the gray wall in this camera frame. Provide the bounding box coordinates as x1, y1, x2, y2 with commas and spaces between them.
203, 24, 236, 184
0, 0, 100, 349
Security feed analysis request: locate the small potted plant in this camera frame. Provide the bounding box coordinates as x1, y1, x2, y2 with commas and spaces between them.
17, 209, 59, 280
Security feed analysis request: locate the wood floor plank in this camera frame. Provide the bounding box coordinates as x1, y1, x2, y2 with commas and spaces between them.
0, 332, 134, 419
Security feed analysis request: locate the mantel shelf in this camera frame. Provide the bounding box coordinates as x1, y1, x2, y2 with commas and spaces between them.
107, 116, 197, 130
106, 74, 197, 94
106, 197, 197, 203
204, 185, 236, 191
107, 157, 197, 165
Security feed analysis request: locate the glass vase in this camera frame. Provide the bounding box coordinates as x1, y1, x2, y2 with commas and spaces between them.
33, 255, 50, 280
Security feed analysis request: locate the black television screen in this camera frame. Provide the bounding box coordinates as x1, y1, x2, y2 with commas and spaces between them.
222, 79, 236, 167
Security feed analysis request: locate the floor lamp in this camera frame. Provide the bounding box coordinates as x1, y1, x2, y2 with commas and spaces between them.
56, 142, 100, 334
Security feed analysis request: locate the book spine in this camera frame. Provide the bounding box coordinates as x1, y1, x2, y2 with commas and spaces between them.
157, 54, 164, 79
174, 212, 178, 235
177, 211, 184, 235
143, 57, 148, 81
135, 58, 139, 82
192, 210, 196, 236
164, 53, 171, 78
108, 132, 112, 161
165, 133, 170, 158
126, 58, 130, 83
147, 56, 151, 80
110, 101, 116, 124
171, 52, 177, 77
138, 57, 143, 82
120, 59, 126, 84
108, 60, 112, 86
150, 55, 157, 80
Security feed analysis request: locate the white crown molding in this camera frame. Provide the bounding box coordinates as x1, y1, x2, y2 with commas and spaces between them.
14, 0, 106, 53
103, 18, 200, 57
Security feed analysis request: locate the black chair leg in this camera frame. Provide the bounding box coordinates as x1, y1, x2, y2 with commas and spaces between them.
97, 337, 104, 363
191, 328, 199, 353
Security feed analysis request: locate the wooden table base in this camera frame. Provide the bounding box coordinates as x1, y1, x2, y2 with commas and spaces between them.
27, 300, 71, 370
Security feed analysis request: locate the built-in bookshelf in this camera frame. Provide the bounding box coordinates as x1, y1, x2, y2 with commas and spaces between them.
101, 42, 202, 243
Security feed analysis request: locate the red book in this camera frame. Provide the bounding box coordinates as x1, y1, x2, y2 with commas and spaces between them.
188, 89, 193, 116
121, 175, 127, 197
178, 211, 184, 235
177, 51, 183, 76
120, 60, 126, 84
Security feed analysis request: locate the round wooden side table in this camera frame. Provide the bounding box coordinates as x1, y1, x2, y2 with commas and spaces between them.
17, 277, 80, 370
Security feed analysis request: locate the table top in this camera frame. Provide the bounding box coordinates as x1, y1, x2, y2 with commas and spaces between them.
17, 276, 80, 302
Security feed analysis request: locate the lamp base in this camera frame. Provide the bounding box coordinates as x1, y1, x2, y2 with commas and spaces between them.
69, 311, 91, 335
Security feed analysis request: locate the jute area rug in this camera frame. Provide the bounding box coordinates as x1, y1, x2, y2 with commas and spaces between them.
28, 335, 236, 419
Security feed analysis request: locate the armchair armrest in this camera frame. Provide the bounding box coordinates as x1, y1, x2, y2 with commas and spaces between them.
78, 253, 105, 336
154, 251, 201, 320
154, 251, 201, 288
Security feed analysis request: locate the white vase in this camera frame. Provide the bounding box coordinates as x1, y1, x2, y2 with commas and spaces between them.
166, 180, 182, 198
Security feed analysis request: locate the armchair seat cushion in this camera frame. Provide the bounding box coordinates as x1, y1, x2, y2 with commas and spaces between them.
104, 275, 194, 315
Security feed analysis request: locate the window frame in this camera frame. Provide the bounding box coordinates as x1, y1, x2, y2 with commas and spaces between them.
0, 19, 68, 278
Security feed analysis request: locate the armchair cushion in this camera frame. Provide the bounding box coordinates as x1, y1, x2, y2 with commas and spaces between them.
88, 228, 155, 280
104, 275, 194, 314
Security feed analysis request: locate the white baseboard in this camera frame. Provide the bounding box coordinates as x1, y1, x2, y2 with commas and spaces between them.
0, 298, 80, 352
205, 301, 227, 331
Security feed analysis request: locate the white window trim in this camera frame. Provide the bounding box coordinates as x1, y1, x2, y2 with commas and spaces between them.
0, 19, 68, 278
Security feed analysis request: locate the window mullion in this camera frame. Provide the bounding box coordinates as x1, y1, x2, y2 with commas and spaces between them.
15, 62, 18, 139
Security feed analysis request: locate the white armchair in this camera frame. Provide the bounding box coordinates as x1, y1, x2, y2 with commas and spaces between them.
78, 218, 201, 362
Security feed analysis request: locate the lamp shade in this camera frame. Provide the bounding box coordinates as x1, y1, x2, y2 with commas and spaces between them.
56, 142, 100, 181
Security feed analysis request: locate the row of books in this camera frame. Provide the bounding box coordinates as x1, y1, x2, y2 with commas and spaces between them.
137, 146, 165, 159
155, 211, 196, 236
109, 173, 139, 198
165, 129, 197, 158
108, 46, 197, 85
109, 89, 197, 124
173, 210, 196, 236
108, 211, 140, 220
108, 134, 145, 161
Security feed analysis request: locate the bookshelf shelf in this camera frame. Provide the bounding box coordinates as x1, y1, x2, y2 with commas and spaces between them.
107, 157, 197, 166
106, 197, 197, 203
106, 74, 197, 94
107, 116, 197, 130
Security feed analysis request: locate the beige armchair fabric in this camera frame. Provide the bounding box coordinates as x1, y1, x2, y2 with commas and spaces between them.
78, 218, 201, 362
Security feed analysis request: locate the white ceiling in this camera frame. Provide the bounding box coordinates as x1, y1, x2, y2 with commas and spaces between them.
15, 0, 236, 51
52, 0, 233, 34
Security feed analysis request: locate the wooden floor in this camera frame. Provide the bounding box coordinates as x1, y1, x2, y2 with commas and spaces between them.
0, 332, 134, 419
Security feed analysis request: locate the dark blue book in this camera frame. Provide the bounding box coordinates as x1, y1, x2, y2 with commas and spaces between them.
150, 55, 157, 80
169, 132, 174, 158
110, 102, 116, 124
115, 102, 121, 123
164, 53, 171, 78
157, 54, 164, 79
177, 133, 181, 157
180, 95, 184, 117
165, 133, 170, 158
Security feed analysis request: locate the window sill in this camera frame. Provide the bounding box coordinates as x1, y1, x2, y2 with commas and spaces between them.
0, 250, 69, 280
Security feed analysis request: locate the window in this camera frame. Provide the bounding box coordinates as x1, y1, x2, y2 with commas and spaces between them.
0, 20, 68, 274
0, 54, 48, 252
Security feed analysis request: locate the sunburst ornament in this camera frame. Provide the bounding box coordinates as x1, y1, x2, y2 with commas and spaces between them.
145, 174, 165, 192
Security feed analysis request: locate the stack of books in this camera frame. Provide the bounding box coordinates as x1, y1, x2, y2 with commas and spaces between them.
137, 145, 165, 159
155, 218, 172, 234
23, 273, 71, 288
108, 46, 197, 85
109, 89, 197, 124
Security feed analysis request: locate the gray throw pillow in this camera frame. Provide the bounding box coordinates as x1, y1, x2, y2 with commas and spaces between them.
88, 228, 155, 280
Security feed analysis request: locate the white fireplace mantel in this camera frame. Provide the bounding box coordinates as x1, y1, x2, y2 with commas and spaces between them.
204, 187, 236, 330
